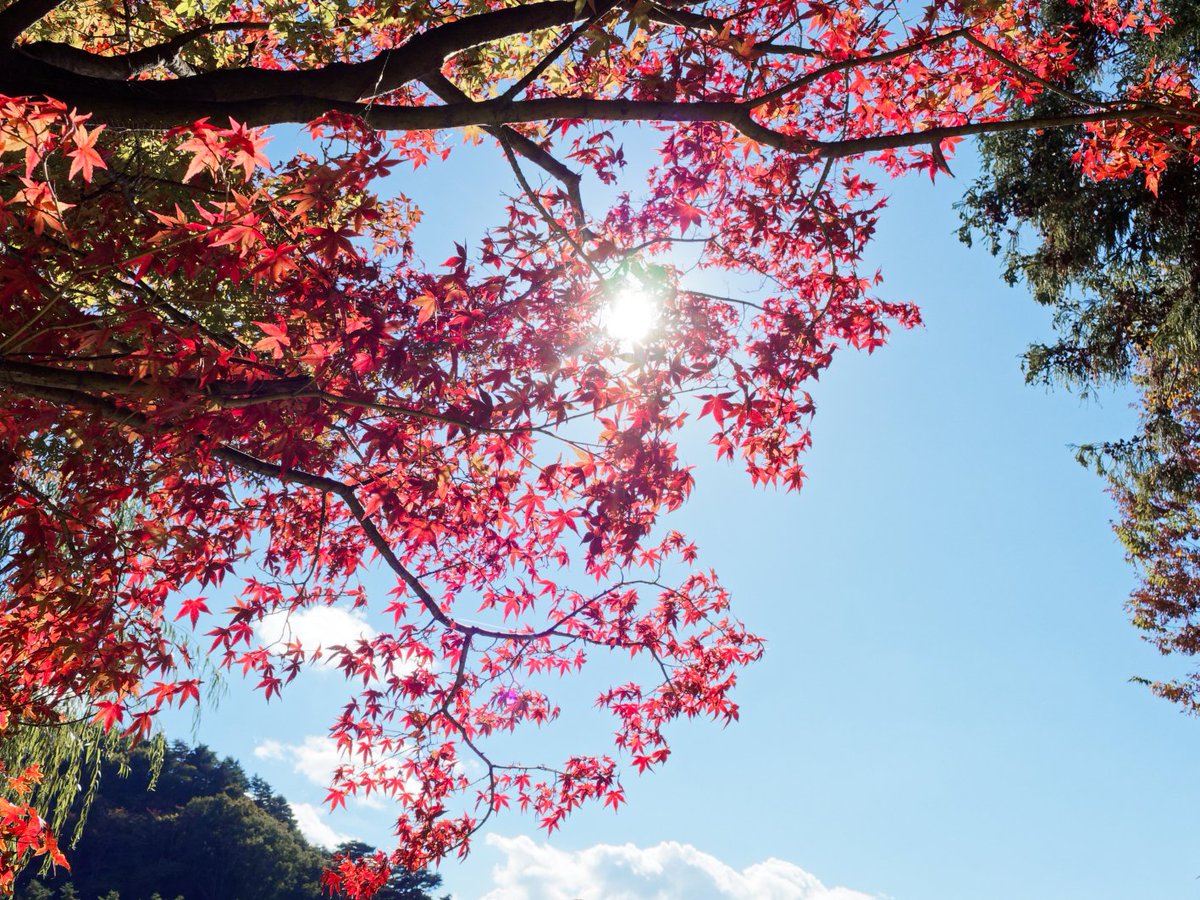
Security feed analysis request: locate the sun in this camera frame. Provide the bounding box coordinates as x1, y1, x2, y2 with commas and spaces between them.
602, 283, 660, 344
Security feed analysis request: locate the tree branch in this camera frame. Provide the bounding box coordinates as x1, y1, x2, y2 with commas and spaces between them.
5, 0, 725, 107
499, 133, 599, 273
0, 369, 654, 650
643, 2, 729, 35
812, 107, 1172, 159
0, 372, 462, 629
0, 357, 533, 434
9, 0, 614, 107
748, 26, 971, 109
0, 62, 800, 142
6, 13, 1162, 166
499, 12, 603, 103
20, 22, 269, 80
420, 71, 590, 230
754, 42, 816, 57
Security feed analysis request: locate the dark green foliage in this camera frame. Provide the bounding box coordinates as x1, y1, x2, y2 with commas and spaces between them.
15, 742, 443, 900
167, 794, 325, 900
250, 775, 299, 829
961, 129, 1200, 392
957, 0, 1200, 476
959, 0, 1200, 396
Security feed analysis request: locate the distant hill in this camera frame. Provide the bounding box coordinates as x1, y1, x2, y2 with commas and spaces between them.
16, 741, 444, 900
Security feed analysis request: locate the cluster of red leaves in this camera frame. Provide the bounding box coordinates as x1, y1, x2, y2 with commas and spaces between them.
321, 849, 391, 900
1076, 63, 1198, 194
0, 0, 1197, 892
0, 764, 66, 893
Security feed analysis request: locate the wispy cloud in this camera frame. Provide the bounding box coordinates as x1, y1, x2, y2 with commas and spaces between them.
254, 735, 343, 786
479, 835, 878, 900
254, 735, 395, 810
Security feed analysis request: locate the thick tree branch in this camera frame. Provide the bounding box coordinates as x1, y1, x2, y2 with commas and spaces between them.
2, 0, 733, 108
0, 62, 787, 138
6, 51, 1165, 159
0, 376, 155, 428
0, 357, 532, 433
0, 358, 139, 394
4, 9, 1157, 166
8, 0, 613, 107
20, 22, 269, 79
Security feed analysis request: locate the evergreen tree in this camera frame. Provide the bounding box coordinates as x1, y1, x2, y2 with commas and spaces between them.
959, 0, 1200, 709
250, 775, 298, 829
960, 0, 1200, 394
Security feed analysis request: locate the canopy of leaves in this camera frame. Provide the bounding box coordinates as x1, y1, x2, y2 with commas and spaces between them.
958, 0, 1200, 709
0, 0, 1196, 892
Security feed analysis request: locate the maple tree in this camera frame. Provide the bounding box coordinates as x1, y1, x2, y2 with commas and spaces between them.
0, 0, 1196, 893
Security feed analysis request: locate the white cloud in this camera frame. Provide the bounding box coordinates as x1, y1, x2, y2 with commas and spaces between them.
254, 738, 286, 760
253, 604, 427, 685
479, 835, 878, 900
253, 735, 402, 810
255, 735, 344, 786
255, 605, 376, 666
250, 739, 283, 763
289, 801, 354, 850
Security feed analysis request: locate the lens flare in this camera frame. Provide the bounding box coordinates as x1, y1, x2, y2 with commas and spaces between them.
602, 285, 659, 344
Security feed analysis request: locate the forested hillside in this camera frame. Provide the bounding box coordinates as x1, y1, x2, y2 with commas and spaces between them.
15, 742, 444, 900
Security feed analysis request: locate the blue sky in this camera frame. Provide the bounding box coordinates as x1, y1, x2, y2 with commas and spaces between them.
164, 134, 1200, 899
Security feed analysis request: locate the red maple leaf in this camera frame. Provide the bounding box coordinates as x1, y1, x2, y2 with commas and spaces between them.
66, 124, 106, 182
